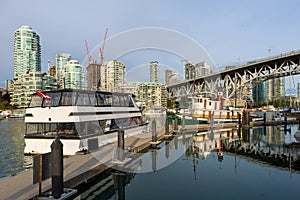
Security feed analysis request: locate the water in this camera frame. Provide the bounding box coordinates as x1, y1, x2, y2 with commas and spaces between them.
1, 119, 300, 200
76, 125, 300, 200
0, 118, 32, 178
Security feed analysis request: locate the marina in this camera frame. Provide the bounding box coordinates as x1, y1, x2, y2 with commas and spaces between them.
2, 1, 300, 200
1, 114, 300, 199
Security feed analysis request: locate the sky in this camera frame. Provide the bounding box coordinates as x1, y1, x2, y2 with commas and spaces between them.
1, 0, 300, 88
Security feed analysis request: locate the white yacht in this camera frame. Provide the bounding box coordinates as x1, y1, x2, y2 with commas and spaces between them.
24, 89, 147, 155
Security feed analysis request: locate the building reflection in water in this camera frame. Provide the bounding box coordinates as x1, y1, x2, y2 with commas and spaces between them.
186, 125, 300, 172
77, 125, 300, 199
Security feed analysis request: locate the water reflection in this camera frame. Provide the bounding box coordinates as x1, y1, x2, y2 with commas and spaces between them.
186, 125, 300, 171
77, 124, 300, 199
0, 118, 33, 178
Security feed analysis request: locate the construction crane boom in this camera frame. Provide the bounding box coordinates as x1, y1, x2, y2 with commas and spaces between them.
99, 28, 108, 64
85, 40, 93, 64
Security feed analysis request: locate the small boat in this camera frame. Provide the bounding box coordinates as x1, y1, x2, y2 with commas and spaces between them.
9, 114, 24, 118
24, 89, 148, 155
178, 95, 242, 123
143, 107, 166, 117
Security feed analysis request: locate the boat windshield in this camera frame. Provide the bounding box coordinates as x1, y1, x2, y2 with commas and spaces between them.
28, 91, 136, 108
26, 123, 78, 136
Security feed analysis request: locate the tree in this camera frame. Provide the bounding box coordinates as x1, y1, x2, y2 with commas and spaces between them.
0, 100, 12, 110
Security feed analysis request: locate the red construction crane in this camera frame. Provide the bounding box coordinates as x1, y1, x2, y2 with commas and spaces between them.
99, 28, 108, 65
85, 40, 93, 64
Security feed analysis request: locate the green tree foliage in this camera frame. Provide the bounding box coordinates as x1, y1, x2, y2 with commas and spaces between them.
0, 100, 12, 110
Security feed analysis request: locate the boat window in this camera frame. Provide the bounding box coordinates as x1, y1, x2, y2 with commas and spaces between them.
104, 93, 112, 106
96, 93, 105, 106
28, 94, 43, 107
114, 118, 131, 128
26, 123, 78, 136
128, 95, 135, 107
75, 121, 103, 136
43, 92, 61, 107
89, 93, 96, 106
61, 92, 76, 106
112, 95, 120, 106
131, 117, 142, 126
119, 95, 128, 107
200, 99, 203, 103
77, 92, 91, 106
56, 123, 77, 135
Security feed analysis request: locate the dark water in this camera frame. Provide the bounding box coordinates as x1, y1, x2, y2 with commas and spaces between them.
0, 118, 32, 178
1, 119, 300, 200
76, 125, 300, 200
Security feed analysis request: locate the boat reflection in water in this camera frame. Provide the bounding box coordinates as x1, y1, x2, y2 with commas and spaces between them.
187, 125, 300, 171
76, 124, 300, 200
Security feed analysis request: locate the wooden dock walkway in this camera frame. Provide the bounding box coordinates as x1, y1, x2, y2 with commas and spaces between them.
0, 122, 241, 200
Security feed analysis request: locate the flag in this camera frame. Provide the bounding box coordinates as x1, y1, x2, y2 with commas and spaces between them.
36, 90, 51, 101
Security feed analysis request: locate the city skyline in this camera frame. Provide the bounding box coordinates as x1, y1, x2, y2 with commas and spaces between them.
1, 1, 300, 87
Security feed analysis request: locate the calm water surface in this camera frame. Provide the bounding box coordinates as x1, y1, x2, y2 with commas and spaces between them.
0, 118, 32, 178
77, 125, 300, 200
1, 119, 300, 200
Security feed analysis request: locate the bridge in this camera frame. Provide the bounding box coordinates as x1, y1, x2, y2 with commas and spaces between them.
167, 50, 300, 107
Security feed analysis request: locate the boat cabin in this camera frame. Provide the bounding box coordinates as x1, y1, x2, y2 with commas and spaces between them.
28, 89, 136, 108
191, 96, 222, 111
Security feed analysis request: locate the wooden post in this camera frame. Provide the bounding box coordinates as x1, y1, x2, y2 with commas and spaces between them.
39, 154, 42, 197
165, 116, 169, 135
182, 114, 185, 129
51, 137, 64, 199
152, 119, 157, 142
174, 116, 178, 130
118, 129, 125, 161
238, 112, 241, 125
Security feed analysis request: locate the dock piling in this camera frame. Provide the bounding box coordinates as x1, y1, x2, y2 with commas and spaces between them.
238, 112, 242, 126
174, 116, 178, 130
51, 137, 64, 199
152, 119, 157, 142
182, 114, 185, 130
165, 116, 169, 135
149, 119, 161, 146
118, 129, 125, 162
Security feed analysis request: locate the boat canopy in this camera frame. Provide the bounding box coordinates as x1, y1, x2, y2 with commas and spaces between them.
28, 89, 136, 108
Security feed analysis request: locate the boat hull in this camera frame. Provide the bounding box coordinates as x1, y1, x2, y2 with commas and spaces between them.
178, 109, 241, 123
24, 125, 147, 155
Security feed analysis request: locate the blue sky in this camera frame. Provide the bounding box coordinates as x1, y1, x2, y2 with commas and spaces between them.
1, 0, 300, 87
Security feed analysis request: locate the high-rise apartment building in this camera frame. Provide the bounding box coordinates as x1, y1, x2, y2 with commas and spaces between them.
12, 25, 42, 108
195, 61, 212, 77
168, 73, 180, 85
14, 25, 41, 77
164, 69, 173, 85
86, 63, 102, 90
61, 60, 85, 90
185, 61, 212, 80
55, 53, 71, 85
266, 77, 285, 102
150, 61, 159, 83
252, 77, 285, 103
164, 69, 180, 86
137, 82, 167, 108
12, 71, 57, 108
100, 60, 125, 92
